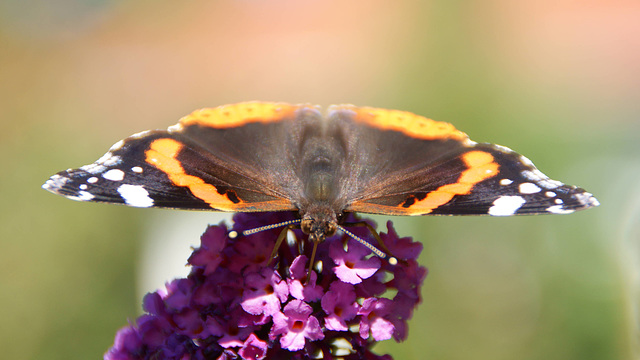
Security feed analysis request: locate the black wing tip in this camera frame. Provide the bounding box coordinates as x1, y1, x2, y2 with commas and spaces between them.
520, 186, 599, 216
42, 172, 68, 195
557, 188, 600, 213
484, 183, 599, 217
42, 172, 97, 202
42, 174, 62, 192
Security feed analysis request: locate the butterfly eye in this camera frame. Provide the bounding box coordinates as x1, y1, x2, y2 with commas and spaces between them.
325, 222, 337, 237
300, 218, 313, 234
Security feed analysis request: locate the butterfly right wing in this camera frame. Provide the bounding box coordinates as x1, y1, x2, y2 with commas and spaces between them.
331, 105, 598, 216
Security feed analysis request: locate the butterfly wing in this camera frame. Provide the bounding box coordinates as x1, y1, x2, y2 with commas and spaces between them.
332, 105, 599, 216
43, 102, 308, 212
45, 102, 599, 216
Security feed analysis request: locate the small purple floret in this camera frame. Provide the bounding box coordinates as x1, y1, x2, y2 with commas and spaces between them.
238, 333, 268, 360
104, 212, 427, 359
287, 255, 323, 302
271, 299, 324, 351
330, 239, 381, 284
358, 298, 395, 341
321, 280, 358, 331
187, 225, 227, 275
242, 268, 289, 317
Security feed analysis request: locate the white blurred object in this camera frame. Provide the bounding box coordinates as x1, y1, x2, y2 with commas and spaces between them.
137, 210, 233, 303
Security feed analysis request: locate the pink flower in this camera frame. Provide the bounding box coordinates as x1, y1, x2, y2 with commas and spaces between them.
241, 268, 289, 317
238, 333, 268, 360
270, 300, 324, 351
187, 224, 227, 275
330, 239, 381, 284
105, 212, 427, 360
380, 221, 422, 261
358, 298, 396, 341
321, 281, 358, 331
287, 255, 324, 302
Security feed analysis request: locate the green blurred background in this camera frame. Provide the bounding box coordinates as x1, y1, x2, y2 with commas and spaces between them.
2, 1, 638, 359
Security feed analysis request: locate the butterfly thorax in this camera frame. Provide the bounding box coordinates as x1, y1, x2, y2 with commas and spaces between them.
299, 168, 342, 242
297, 131, 346, 242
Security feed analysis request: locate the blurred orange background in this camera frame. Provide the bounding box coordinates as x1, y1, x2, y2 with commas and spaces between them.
1, 1, 638, 359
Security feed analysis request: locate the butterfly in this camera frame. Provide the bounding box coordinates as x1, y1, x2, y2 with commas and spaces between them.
43, 102, 599, 258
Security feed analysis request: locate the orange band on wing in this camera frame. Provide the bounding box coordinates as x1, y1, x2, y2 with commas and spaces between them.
406, 150, 499, 213
349, 150, 498, 215
145, 139, 250, 211
337, 105, 469, 141
145, 138, 242, 210
177, 102, 299, 129
145, 138, 296, 212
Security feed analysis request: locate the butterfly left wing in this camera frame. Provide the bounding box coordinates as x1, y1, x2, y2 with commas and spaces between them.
332, 106, 599, 216
43, 102, 304, 212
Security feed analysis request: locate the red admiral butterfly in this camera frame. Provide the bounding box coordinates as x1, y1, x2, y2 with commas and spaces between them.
43, 102, 599, 251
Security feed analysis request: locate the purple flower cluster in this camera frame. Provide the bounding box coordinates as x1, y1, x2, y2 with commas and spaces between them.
105, 212, 427, 360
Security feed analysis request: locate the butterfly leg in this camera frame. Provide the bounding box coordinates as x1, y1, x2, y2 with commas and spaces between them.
270, 224, 319, 282
307, 240, 320, 283
269, 224, 300, 265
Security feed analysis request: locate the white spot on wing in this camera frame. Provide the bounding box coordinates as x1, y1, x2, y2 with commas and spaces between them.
521, 170, 563, 189
488, 196, 526, 216
67, 190, 95, 202
79, 184, 88, 190
521, 169, 546, 181
103, 169, 125, 181
519, 182, 542, 194
492, 144, 514, 153
95, 152, 112, 164
499, 178, 513, 186
519, 155, 535, 167
42, 174, 69, 191
101, 155, 121, 167
87, 177, 98, 184
538, 179, 564, 189
80, 163, 107, 174
77, 191, 95, 201
545, 191, 556, 197
546, 205, 574, 214
130, 130, 152, 139
41, 180, 53, 190
132, 166, 143, 173
117, 184, 154, 208
574, 192, 600, 207
109, 140, 125, 151
94, 151, 122, 167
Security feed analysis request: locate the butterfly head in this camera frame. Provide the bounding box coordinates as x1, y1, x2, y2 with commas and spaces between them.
300, 205, 338, 243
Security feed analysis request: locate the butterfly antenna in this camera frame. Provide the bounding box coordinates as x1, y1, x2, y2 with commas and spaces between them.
337, 225, 398, 265
242, 219, 302, 236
